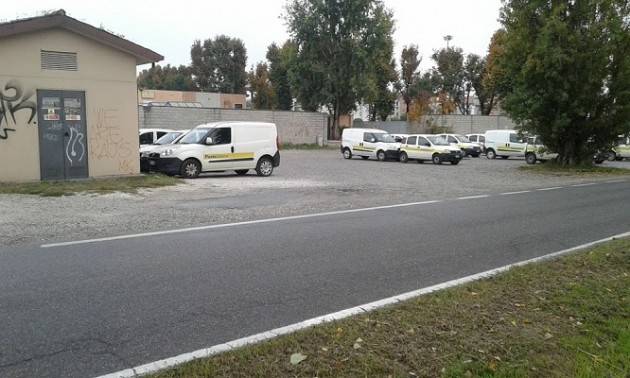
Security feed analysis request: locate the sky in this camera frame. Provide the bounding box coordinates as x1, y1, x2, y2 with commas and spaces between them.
1, 0, 503, 72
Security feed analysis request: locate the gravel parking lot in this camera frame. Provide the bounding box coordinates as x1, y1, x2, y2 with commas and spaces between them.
1, 150, 628, 247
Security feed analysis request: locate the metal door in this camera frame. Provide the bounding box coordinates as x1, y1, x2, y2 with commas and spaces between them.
38, 91, 88, 180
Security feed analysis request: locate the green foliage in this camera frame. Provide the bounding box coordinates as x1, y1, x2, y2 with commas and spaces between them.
248, 63, 276, 110
267, 41, 297, 111
400, 45, 422, 112
190, 35, 248, 94
285, 0, 395, 138
137, 64, 196, 91
431, 46, 466, 114
498, 0, 630, 166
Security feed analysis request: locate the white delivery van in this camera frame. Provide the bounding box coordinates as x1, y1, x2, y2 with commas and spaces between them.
341, 128, 401, 161
400, 134, 463, 165
139, 128, 174, 145
437, 134, 483, 157
524, 136, 558, 164
148, 122, 280, 178
610, 135, 630, 161
484, 130, 528, 159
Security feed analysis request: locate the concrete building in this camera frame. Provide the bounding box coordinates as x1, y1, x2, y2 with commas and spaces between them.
138, 89, 246, 110
0, 10, 162, 182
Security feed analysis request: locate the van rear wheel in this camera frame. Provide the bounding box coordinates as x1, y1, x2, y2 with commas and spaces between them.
432, 154, 442, 165
256, 157, 274, 177
377, 150, 386, 161
525, 153, 537, 165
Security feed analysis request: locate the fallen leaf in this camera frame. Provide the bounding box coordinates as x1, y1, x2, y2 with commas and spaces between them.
544, 332, 553, 340
353, 343, 362, 350
355, 338, 363, 343
290, 353, 307, 365
511, 320, 517, 327
321, 347, 328, 352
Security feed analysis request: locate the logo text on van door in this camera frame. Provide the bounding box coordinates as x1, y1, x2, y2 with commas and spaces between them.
204, 152, 255, 162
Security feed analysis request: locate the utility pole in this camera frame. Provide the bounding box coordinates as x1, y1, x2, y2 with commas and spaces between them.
444, 35, 453, 49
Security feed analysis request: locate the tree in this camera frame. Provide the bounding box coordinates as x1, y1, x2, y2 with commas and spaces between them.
248, 63, 276, 110
136, 64, 196, 91
400, 45, 421, 113
267, 41, 297, 111
431, 46, 466, 114
481, 29, 507, 114
406, 72, 434, 122
190, 35, 248, 94
365, 58, 398, 121
285, 0, 395, 139
498, 0, 630, 166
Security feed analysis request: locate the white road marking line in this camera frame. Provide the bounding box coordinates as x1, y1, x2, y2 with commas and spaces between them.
571, 183, 597, 187
94, 231, 630, 378
536, 186, 564, 191
499, 190, 532, 196
41, 200, 443, 248
457, 195, 491, 200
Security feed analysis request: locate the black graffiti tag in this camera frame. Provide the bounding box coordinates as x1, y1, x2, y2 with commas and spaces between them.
0, 80, 37, 140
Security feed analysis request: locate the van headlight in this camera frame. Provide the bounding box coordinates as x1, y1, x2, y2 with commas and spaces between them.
161, 149, 175, 157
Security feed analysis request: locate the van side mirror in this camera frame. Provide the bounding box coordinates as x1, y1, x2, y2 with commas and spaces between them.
205, 137, 213, 145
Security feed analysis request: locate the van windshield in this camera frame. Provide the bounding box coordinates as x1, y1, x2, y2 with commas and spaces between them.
374, 133, 396, 143
179, 128, 210, 144
154, 132, 183, 145
428, 136, 449, 146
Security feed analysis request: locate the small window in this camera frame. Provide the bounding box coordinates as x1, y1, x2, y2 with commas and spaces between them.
208, 127, 231, 145
448, 136, 458, 143
400, 137, 407, 144
417, 137, 430, 147
479, 136, 485, 143
41, 50, 78, 71
363, 133, 375, 142
407, 136, 417, 145
469, 135, 477, 142
509, 133, 522, 143
139, 132, 154, 145
156, 131, 168, 140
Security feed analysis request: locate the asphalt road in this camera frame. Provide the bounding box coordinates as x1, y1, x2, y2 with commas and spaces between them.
1, 180, 629, 377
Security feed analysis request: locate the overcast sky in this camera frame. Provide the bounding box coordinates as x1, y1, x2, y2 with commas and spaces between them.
2, 0, 503, 72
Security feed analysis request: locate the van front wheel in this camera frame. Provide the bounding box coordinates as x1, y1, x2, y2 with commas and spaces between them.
180, 159, 201, 179
399, 152, 409, 163
486, 149, 497, 159
256, 157, 274, 177
525, 153, 537, 165
377, 150, 386, 161
342, 148, 352, 159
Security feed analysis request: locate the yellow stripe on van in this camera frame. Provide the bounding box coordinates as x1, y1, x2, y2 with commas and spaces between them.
204, 152, 255, 161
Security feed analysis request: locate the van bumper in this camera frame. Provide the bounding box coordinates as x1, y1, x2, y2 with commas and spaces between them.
439, 152, 462, 162
272, 151, 281, 167
146, 156, 183, 175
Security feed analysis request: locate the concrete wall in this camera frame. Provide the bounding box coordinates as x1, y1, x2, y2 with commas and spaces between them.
0, 28, 140, 182
138, 105, 329, 145
360, 115, 517, 135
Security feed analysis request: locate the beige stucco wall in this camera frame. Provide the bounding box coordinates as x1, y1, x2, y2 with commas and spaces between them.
0, 28, 140, 182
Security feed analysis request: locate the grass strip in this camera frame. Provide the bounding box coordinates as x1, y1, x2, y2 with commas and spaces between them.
0, 174, 181, 197
519, 163, 630, 176
151, 239, 630, 378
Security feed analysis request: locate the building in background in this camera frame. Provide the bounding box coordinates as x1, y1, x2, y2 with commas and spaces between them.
138, 89, 246, 110
0, 10, 162, 182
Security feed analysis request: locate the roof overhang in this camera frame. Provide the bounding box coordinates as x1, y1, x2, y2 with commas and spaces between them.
0, 10, 163, 65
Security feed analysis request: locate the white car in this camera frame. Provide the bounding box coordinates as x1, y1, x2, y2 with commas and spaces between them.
139, 128, 175, 146
610, 135, 630, 161
466, 133, 486, 153
399, 134, 463, 165
148, 122, 280, 178
341, 128, 401, 161
437, 134, 483, 157
524, 136, 558, 164
484, 130, 528, 160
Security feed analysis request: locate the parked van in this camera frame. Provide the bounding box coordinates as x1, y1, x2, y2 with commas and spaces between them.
437, 134, 483, 157
140, 130, 189, 172
484, 130, 528, 159
524, 136, 558, 164
466, 133, 486, 153
148, 122, 280, 178
610, 135, 630, 161
341, 128, 401, 161
400, 134, 463, 165
139, 128, 174, 145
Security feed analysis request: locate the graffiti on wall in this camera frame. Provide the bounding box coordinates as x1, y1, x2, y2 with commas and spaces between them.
66, 126, 86, 166
90, 108, 134, 173
0, 80, 37, 140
